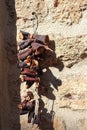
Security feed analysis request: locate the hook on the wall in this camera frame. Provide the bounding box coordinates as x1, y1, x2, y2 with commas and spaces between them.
31, 12, 38, 34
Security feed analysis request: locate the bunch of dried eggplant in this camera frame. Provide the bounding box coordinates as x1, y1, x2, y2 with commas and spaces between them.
17, 31, 51, 126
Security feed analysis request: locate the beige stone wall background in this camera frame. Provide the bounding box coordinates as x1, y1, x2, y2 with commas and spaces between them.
15, 0, 87, 130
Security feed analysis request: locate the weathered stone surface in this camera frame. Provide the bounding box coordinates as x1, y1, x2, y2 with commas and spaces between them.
56, 36, 87, 67
57, 59, 87, 110
53, 117, 66, 130
77, 119, 87, 130
16, 0, 87, 27
20, 114, 66, 130
15, 0, 87, 130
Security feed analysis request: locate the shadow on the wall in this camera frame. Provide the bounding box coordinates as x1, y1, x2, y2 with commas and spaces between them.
39, 40, 64, 98
39, 67, 62, 100
49, 40, 64, 71
38, 40, 64, 130
1, 1, 21, 130
38, 99, 55, 130
39, 40, 64, 70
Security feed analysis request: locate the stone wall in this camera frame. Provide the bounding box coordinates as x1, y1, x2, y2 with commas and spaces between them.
15, 0, 87, 130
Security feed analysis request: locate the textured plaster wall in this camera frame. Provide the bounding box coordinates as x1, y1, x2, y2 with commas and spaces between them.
15, 0, 87, 130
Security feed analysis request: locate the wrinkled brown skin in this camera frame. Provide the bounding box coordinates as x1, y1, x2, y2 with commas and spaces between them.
19, 100, 35, 112
33, 34, 49, 44
19, 31, 31, 40
25, 76, 40, 82
27, 91, 34, 99
20, 75, 40, 82
19, 31, 49, 44
17, 48, 33, 60
18, 39, 34, 50
21, 68, 37, 77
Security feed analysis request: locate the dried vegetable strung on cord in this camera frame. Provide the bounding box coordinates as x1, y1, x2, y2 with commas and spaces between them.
17, 30, 52, 126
